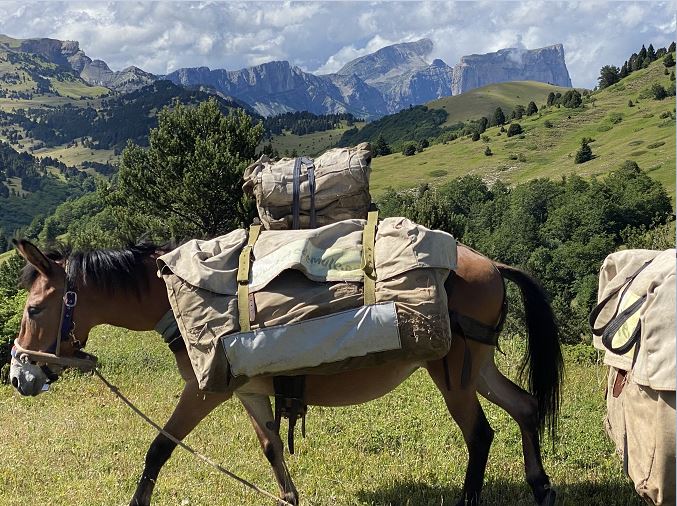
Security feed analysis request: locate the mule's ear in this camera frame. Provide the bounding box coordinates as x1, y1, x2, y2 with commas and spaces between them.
12, 239, 53, 276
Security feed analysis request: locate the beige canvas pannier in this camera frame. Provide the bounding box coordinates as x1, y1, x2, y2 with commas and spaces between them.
590, 249, 676, 506
242, 143, 372, 230
157, 217, 456, 393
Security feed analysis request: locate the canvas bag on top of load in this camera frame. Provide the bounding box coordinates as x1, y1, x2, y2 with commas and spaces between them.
590, 248, 676, 506
157, 217, 456, 393
242, 143, 372, 230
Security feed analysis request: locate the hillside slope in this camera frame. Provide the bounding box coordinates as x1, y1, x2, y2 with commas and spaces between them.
370, 57, 675, 197
428, 80, 572, 125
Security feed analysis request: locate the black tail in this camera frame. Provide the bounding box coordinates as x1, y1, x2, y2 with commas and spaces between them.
495, 263, 563, 441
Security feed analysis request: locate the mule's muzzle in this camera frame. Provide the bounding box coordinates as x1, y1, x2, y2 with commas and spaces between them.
9, 357, 49, 397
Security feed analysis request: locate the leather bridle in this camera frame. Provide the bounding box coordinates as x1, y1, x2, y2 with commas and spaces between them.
12, 263, 97, 379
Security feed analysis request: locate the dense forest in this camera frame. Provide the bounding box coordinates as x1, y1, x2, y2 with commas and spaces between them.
0, 80, 247, 151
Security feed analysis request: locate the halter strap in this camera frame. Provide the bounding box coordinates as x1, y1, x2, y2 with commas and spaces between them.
12, 261, 98, 374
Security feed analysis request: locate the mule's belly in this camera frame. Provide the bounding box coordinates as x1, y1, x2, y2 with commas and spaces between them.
238, 360, 422, 406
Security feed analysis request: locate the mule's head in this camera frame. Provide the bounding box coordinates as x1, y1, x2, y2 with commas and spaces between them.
10, 239, 96, 396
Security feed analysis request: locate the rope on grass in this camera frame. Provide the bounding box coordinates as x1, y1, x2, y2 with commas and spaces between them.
93, 368, 293, 506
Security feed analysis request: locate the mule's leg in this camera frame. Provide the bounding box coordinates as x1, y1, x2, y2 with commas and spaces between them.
478, 358, 555, 506
427, 342, 494, 506
130, 350, 231, 506
238, 393, 299, 506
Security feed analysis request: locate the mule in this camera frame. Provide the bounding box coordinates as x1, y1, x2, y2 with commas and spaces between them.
10, 238, 562, 506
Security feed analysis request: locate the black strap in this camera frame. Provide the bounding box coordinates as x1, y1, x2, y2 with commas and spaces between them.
273, 376, 307, 455
589, 259, 654, 336
600, 294, 646, 355
307, 163, 316, 228
292, 158, 302, 230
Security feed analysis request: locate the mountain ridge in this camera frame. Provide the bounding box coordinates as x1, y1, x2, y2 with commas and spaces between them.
0, 34, 572, 118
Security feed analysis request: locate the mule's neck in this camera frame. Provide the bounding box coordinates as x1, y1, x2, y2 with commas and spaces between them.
75, 257, 170, 337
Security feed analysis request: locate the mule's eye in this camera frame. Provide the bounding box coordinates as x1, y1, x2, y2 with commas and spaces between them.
27, 306, 43, 317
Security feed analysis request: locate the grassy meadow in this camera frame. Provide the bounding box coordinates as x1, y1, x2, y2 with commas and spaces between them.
0, 326, 641, 506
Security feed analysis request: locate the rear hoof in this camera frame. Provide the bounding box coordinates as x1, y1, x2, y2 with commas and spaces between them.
278, 492, 299, 506
537, 487, 556, 506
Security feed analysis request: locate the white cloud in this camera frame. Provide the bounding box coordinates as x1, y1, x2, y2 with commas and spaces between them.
0, 1, 672, 88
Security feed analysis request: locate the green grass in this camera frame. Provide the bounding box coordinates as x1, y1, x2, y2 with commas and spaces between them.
428, 81, 573, 126
0, 326, 641, 505
371, 60, 675, 197
268, 121, 366, 157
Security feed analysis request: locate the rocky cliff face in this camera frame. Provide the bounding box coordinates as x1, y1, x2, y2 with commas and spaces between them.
452, 44, 572, 95
16, 37, 155, 93
165, 61, 389, 118
335, 39, 454, 113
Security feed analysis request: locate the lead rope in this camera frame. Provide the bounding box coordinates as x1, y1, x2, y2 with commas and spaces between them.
93, 368, 294, 506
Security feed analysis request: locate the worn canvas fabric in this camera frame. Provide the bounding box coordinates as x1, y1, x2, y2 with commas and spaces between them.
242, 143, 372, 229
157, 217, 456, 392
591, 248, 675, 505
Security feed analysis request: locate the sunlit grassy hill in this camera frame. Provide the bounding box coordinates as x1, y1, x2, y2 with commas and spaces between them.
370, 57, 675, 197
428, 80, 572, 126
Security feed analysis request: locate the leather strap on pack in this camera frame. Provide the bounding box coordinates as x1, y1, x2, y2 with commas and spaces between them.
589, 259, 654, 337
362, 210, 378, 305
292, 158, 302, 230
237, 224, 261, 332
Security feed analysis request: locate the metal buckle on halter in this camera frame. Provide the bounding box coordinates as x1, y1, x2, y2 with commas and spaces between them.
64, 291, 77, 308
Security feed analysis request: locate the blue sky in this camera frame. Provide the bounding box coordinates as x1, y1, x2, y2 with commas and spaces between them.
0, 1, 675, 88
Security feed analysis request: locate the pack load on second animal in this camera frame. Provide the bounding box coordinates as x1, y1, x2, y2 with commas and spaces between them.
590, 248, 675, 506
242, 143, 372, 230
157, 217, 456, 393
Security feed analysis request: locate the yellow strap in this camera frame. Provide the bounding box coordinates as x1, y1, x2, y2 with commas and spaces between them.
237, 224, 261, 332
362, 210, 378, 305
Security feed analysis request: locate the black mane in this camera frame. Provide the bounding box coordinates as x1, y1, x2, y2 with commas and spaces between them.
20, 243, 164, 296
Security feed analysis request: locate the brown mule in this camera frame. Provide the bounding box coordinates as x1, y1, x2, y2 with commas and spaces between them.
10, 239, 562, 506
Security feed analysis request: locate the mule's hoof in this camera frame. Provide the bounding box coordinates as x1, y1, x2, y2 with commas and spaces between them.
537, 487, 556, 506
278, 492, 299, 506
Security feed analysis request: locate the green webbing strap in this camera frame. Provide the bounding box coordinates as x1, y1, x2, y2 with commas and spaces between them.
362, 210, 378, 305
237, 224, 261, 332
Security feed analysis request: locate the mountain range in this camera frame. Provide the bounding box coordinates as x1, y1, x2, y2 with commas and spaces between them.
0, 34, 572, 118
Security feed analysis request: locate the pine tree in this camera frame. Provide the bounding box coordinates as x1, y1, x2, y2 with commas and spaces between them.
493, 107, 505, 126
546, 92, 556, 106
598, 65, 621, 89
630, 53, 640, 72
620, 61, 629, 78
115, 99, 263, 238
669, 41, 676, 53
526, 101, 538, 116
575, 140, 593, 164
639, 44, 647, 61
664, 53, 675, 68
647, 44, 656, 61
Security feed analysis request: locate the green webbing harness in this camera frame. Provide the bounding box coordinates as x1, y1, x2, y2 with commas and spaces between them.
237, 224, 261, 332
362, 210, 378, 305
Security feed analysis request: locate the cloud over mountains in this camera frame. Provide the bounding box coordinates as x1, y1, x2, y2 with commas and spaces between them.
0, 1, 674, 88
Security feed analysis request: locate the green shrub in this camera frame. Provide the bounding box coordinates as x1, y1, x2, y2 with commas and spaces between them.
647, 141, 666, 149
650, 83, 668, 100
597, 124, 612, 132
659, 111, 674, 119
471, 132, 480, 141
608, 112, 623, 124
402, 144, 417, 156
484, 146, 493, 156
518, 153, 527, 162
508, 153, 518, 160
544, 119, 554, 128
627, 140, 644, 146
507, 123, 523, 137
